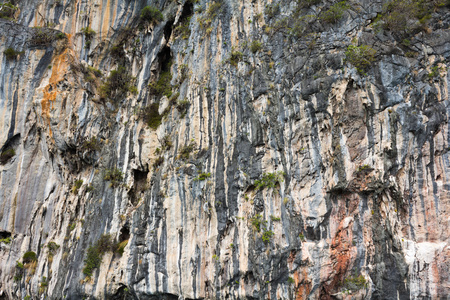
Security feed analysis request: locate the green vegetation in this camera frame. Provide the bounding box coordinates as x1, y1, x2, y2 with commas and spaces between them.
342, 274, 367, 292
320, 1, 350, 24
174, 17, 191, 39
194, 172, 211, 181
0, 237, 11, 244
250, 214, 267, 232
16, 261, 24, 269
116, 240, 128, 256
357, 164, 372, 172
81, 137, 101, 151
153, 156, 164, 169
428, 65, 444, 80
47, 242, 60, 256
104, 168, 124, 187
142, 103, 163, 129
262, 230, 274, 243
83, 234, 114, 277
81, 27, 95, 48
198, 2, 223, 33
140, 5, 163, 25
176, 99, 190, 117
287, 276, 295, 284
254, 171, 285, 190
250, 41, 262, 53
299, 232, 306, 241
0, 148, 15, 164
265, 3, 280, 18
149, 67, 173, 98
72, 179, 83, 194
0, 1, 17, 20
270, 216, 281, 221
227, 50, 243, 67
345, 45, 376, 74
100, 66, 136, 101
39, 276, 48, 294
178, 142, 195, 161
3, 47, 23, 60
23, 251, 37, 263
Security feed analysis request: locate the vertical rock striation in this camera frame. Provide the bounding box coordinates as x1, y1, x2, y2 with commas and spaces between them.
0, 0, 449, 299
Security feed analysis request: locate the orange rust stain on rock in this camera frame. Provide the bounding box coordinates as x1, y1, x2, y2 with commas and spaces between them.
294, 268, 312, 300
41, 47, 74, 137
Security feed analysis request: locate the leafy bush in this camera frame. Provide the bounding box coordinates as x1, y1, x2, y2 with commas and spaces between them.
104, 168, 124, 187
142, 103, 163, 129
149, 69, 172, 98
23, 251, 37, 263
3, 47, 23, 60
343, 274, 367, 291
265, 3, 280, 18
72, 179, 83, 194
227, 51, 243, 67
100, 66, 135, 101
176, 99, 190, 117
81, 137, 101, 151
345, 45, 377, 74
254, 171, 285, 190
250, 41, 262, 53
0, 237, 11, 244
140, 6, 163, 24
262, 230, 274, 243
0, 1, 17, 19
178, 142, 195, 161
320, 1, 350, 23
194, 172, 211, 181
116, 240, 128, 256
83, 234, 114, 277
250, 214, 266, 232
0, 148, 15, 164
198, 2, 223, 31
47, 242, 60, 255
174, 17, 192, 39
29, 28, 55, 46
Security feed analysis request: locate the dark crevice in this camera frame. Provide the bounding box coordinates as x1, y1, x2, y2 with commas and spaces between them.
163, 19, 174, 42
0, 231, 11, 240
158, 45, 172, 73
180, 0, 193, 22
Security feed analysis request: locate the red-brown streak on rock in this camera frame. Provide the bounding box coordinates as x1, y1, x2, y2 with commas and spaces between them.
294, 268, 312, 300
40, 45, 74, 138
319, 197, 359, 299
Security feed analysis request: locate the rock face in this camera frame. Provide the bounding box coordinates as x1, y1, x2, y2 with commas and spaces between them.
0, 0, 449, 299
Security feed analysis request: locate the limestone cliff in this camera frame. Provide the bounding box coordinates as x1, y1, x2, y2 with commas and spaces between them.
0, 0, 449, 299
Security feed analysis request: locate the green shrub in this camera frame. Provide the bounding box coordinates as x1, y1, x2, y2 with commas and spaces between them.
142, 103, 163, 129
83, 234, 114, 277
16, 261, 24, 269
178, 142, 195, 161
72, 179, 83, 194
194, 172, 211, 181
104, 168, 124, 187
176, 99, 190, 117
29, 28, 55, 46
262, 230, 274, 243
23, 251, 37, 263
270, 216, 281, 221
265, 3, 280, 18
149, 69, 173, 98
254, 171, 285, 190
153, 156, 164, 169
174, 17, 191, 39
345, 44, 377, 74
3, 47, 23, 60
198, 2, 223, 31
287, 276, 295, 284
81, 27, 96, 39
100, 66, 135, 101
116, 240, 128, 255
320, 1, 350, 23
0, 237, 11, 244
227, 51, 243, 67
250, 41, 262, 53
82, 137, 101, 151
296, 0, 321, 9
250, 214, 266, 232
0, 148, 15, 164
140, 6, 163, 24
343, 274, 367, 291
0, 1, 17, 19
428, 65, 444, 80
47, 242, 60, 255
